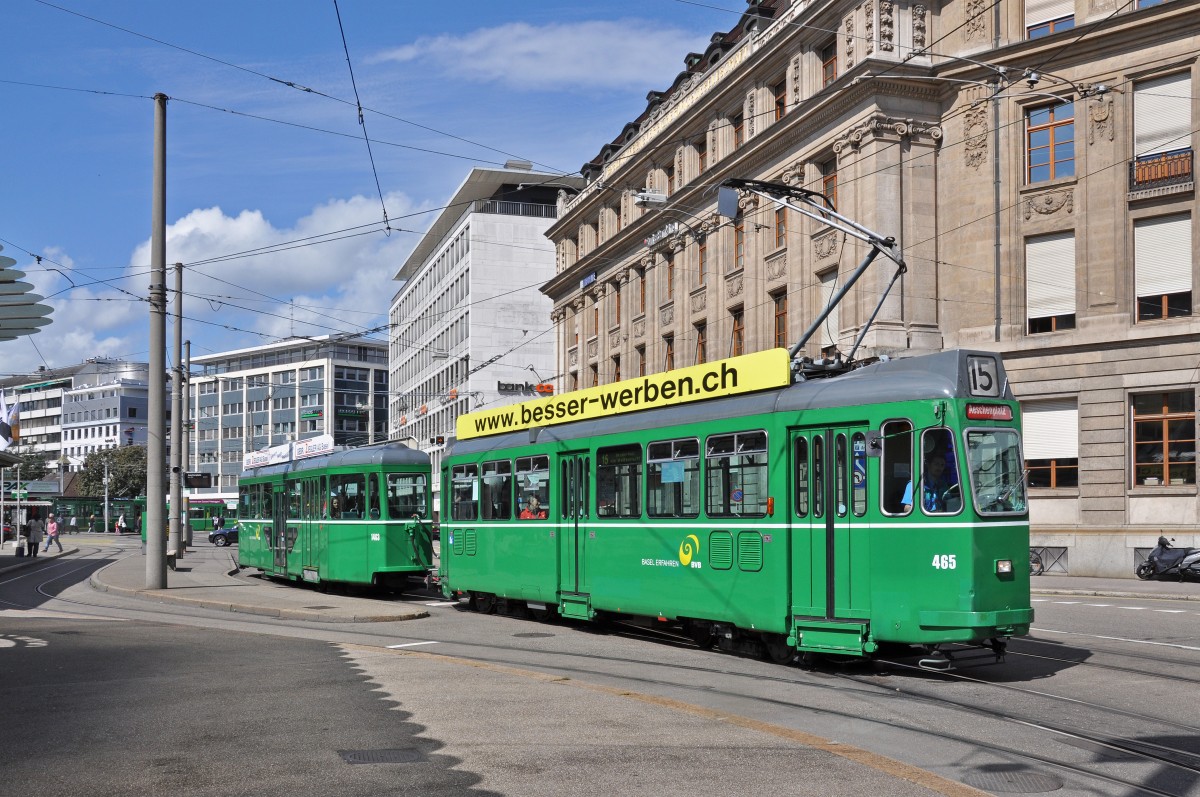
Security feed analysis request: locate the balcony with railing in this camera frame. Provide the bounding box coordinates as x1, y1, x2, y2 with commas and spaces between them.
1129, 148, 1193, 192
472, 199, 558, 219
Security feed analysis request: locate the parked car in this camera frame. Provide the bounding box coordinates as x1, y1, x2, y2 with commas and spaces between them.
209, 524, 239, 547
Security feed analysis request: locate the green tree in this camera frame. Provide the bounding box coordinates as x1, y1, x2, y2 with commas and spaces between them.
9, 450, 49, 480
78, 445, 148, 498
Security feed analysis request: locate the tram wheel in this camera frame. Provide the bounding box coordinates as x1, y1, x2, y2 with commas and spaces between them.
763, 634, 796, 664
473, 593, 497, 614
687, 623, 716, 651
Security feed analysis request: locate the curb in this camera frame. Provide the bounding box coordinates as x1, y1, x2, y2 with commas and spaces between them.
1031, 586, 1200, 602
88, 559, 428, 623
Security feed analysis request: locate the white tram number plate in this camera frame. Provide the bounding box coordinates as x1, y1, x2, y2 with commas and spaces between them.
966, 355, 1000, 397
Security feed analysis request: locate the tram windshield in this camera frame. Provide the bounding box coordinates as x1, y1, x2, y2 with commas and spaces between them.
386, 473, 427, 519
965, 429, 1027, 515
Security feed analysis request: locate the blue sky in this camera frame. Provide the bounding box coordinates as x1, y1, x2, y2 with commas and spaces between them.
1, 0, 733, 375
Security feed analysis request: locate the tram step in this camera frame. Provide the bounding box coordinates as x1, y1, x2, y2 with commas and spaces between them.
794, 621, 868, 655
558, 593, 593, 621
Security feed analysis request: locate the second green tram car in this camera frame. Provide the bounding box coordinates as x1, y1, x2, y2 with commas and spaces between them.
237, 442, 433, 588
439, 349, 1033, 663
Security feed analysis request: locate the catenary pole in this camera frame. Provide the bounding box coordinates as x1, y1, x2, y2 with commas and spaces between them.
146, 93, 168, 589
168, 262, 183, 557
182, 340, 191, 547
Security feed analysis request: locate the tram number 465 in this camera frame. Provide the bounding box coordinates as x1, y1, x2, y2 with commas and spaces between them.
932, 554, 957, 569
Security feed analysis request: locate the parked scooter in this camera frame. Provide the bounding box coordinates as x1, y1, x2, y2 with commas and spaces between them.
1135, 536, 1200, 581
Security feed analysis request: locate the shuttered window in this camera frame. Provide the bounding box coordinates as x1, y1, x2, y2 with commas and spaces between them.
1134, 73, 1192, 158
1023, 399, 1079, 459
820, 270, 840, 350
1135, 214, 1192, 321
1025, 0, 1074, 36
1026, 232, 1076, 332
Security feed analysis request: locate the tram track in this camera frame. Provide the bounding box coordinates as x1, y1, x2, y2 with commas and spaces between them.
1001, 637, 1200, 687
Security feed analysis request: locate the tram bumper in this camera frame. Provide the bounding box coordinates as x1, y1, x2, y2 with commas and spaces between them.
917, 607, 1033, 634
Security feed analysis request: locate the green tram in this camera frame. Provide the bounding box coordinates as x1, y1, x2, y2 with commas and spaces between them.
237, 442, 433, 589
439, 348, 1033, 664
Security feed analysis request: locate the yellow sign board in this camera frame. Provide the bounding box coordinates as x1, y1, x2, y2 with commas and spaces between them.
457, 348, 791, 440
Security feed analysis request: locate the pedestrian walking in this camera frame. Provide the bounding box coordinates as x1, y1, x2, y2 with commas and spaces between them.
43, 513, 63, 553
88, 513, 96, 533
26, 512, 44, 558
69, 514, 78, 534
117, 513, 127, 534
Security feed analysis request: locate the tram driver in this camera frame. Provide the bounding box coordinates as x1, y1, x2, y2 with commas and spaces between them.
902, 433, 962, 513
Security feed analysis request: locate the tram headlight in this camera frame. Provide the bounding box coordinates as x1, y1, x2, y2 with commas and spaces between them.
996, 559, 1013, 574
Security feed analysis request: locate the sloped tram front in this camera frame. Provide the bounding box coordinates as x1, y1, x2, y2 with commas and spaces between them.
440, 348, 1033, 663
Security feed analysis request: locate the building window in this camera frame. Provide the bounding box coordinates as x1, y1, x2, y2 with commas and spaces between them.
612, 355, 621, 383
1135, 214, 1192, 322
696, 138, 707, 173
592, 306, 599, 337
730, 309, 744, 357
638, 270, 646, 314
1025, 0, 1074, 38
1026, 232, 1077, 333
1026, 102, 1075, 183
819, 270, 840, 353
570, 372, 579, 392
667, 257, 675, 299
732, 113, 745, 148
637, 346, 646, 377
695, 322, 707, 365
665, 165, 675, 195
772, 79, 787, 121
773, 292, 788, 349
734, 219, 745, 271
1132, 73, 1193, 190
698, 239, 708, 285
1023, 399, 1079, 488
590, 365, 599, 387
821, 161, 838, 209
614, 284, 622, 326
664, 335, 675, 371
774, 207, 787, 249
821, 42, 837, 87
1132, 391, 1196, 486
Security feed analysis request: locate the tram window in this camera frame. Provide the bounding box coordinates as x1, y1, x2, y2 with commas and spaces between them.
368, 473, 381, 520
852, 433, 868, 516
387, 473, 428, 519
835, 434, 848, 517
330, 473, 367, 518
813, 436, 824, 517
793, 438, 809, 516
647, 438, 700, 518
596, 445, 642, 517
320, 477, 328, 518
516, 456, 550, 518
451, 464, 478, 521
880, 420, 913, 515
481, 460, 513, 520
967, 429, 1027, 514
705, 431, 768, 517
908, 428, 962, 514
286, 479, 303, 519
239, 486, 251, 519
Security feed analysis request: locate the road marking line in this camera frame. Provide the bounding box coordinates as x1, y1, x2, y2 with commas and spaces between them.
1116, 606, 1147, 610
386, 641, 439, 649
1038, 627, 1200, 652
1154, 609, 1186, 613
1083, 604, 1111, 607
1053, 601, 1080, 604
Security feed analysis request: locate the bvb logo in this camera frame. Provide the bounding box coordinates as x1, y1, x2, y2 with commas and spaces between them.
679, 534, 700, 566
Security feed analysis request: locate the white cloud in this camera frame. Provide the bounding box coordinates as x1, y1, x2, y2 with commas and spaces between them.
374, 20, 704, 91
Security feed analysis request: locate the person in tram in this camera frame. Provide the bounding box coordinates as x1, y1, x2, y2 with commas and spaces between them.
902, 442, 961, 513
519, 495, 547, 520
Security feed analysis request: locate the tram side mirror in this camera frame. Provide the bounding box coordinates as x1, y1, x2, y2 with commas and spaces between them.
864, 431, 883, 457
717, 186, 740, 219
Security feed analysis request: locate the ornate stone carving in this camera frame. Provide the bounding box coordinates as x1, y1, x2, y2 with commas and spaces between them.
1089, 97, 1114, 144
568, 348, 578, 367
737, 189, 760, 211
844, 16, 855, 68
767, 253, 788, 281
879, 0, 894, 52
586, 339, 598, 360
833, 113, 943, 153
1090, 0, 1116, 11
963, 104, 989, 170
726, 275, 744, 299
620, 194, 629, 229
965, 0, 987, 41
1024, 190, 1074, 220
791, 54, 802, 104
781, 159, 807, 186
709, 118, 720, 162
747, 88, 756, 137
632, 318, 645, 338
865, 1, 875, 55
690, 289, 707, 314
660, 304, 674, 327
676, 146, 685, 184
814, 231, 842, 261
912, 5, 927, 50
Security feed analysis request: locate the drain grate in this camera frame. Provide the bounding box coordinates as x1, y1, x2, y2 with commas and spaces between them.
338, 749, 424, 765
302, 605, 337, 610
962, 771, 1064, 793
513, 632, 555, 638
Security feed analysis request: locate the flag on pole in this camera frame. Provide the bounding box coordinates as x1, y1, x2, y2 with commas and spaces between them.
0, 393, 18, 451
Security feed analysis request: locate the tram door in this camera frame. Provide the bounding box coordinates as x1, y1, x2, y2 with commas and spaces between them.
789, 427, 872, 621
271, 486, 288, 574
556, 451, 590, 597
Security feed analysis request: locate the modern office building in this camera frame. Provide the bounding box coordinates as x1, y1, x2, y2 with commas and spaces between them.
389, 163, 585, 508
189, 336, 388, 494
542, 0, 1198, 575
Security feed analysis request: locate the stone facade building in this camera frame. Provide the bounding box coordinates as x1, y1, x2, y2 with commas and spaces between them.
542, 0, 1198, 575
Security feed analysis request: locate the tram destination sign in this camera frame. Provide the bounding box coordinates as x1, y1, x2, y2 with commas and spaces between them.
457, 348, 791, 440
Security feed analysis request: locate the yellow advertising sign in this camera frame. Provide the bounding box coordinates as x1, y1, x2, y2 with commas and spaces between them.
457, 348, 791, 440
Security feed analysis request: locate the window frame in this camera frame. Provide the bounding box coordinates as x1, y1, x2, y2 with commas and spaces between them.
1025, 101, 1075, 183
